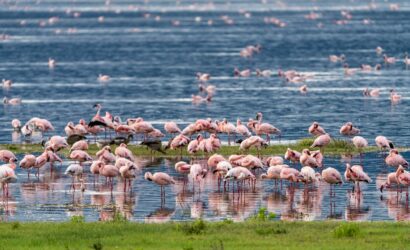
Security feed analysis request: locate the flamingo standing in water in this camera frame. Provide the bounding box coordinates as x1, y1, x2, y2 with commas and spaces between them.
346, 163, 371, 193
390, 89, 401, 103
11, 119, 21, 131
99, 164, 119, 191
395, 165, 410, 199
20, 154, 36, 178
385, 149, 408, 168
189, 164, 207, 193
379, 172, 399, 193
284, 148, 301, 165
65, 164, 85, 192
0, 158, 18, 198
144, 172, 175, 204
119, 162, 137, 192
321, 167, 343, 196
261, 164, 289, 187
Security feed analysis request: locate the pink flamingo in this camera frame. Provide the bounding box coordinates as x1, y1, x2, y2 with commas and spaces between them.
119, 162, 137, 192
99, 164, 119, 191
300, 149, 320, 168
207, 154, 226, 168
224, 167, 256, 192
164, 121, 181, 136
187, 134, 204, 155
3, 97, 22, 105
379, 172, 399, 193
96, 146, 116, 164
386, 149, 408, 168
265, 156, 284, 166
279, 167, 300, 187
11, 119, 21, 131
261, 164, 289, 187
114, 143, 135, 161
0, 150, 16, 163
339, 122, 360, 136
234, 68, 251, 77
308, 122, 326, 136
396, 165, 410, 198
65, 164, 84, 192
239, 136, 267, 156
321, 167, 343, 196
390, 89, 401, 103
0, 159, 17, 198
70, 140, 88, 152
252, 112, 281, 143
346, 163, 371, 193
352, 136, 368, 154
375, 136, 394, 151
69, 150, 92, 165
236, 119, 251, 139
90, 160, 104, 183
284, 148, 301, 164
48, 136, 68, 152
144, 172, 175, 203
221, 119, 237, 145
213, 161, 232, 191
19, 154, 36, 178
310, 133, 331, 152
189, 164, 207, 193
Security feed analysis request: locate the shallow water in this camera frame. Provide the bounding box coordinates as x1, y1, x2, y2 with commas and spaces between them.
0, 151, 408, 222
1, 0, 410, 221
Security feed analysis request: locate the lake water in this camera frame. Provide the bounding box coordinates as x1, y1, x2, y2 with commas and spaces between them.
1, 0, 410, 221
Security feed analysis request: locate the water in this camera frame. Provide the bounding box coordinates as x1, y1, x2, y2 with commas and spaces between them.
0, 151, 408, 222
1, 0, 410, 221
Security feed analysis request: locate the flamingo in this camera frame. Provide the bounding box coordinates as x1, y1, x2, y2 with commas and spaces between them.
98, 74, 110, 82
48, 58, 56, 68
3, 97, 21, 105
308, 122, 326, 136
65, 164, 84, 192
11, 119, 21, 131
390, 89, 401, 103
383, 54, 396, 65
189, 164, 207, 192
207, 154, 226, 168
352, 136, 368, 154
279, 167, 300, 187
196, 72, 210, 82
284, 148, 301, 164
265, 156, 284, 166
252, 112, 281, 143
236, 119, 251, 138
2, 79, 12, 88
234, 68, 251, 77
90, 160, 104, 183
99, 164, 119, 191
224, 167, 256, 192
0, 150, 16, 163
144, 172, 175, 203
321, 167, 343, 196
385, 149, 408, 168
299, 166, 321, 188
239, 136, 267, 156
261, 164, 289, 187
70, 140, 88, 152
379, 172, 398, 193
221, 119, 237, 145
375, 136, 394, 151
20, 154, 36, 178
310, 133, 331, 152
0, 159, 17, 198
340, 122, 360, 136
164, 121, 181, 136
300, 149, 320, 168
114, 143, 135, 161
119, 162, 137, 192
70, 150, 92, 165
395, 165, 410, 198
96, 146, 116, 164
346, 163, 371, 193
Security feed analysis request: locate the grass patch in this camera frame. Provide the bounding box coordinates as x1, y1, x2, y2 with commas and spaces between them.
0, 137, 388, 158
0, 221, 408, 249
333, 223, 361, 238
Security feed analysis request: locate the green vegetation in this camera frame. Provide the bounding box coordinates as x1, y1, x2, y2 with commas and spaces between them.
0, 219, 409, 249
0, 138, 388, 158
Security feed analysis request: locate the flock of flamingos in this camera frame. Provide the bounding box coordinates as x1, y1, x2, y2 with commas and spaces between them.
0, 103, 408, 208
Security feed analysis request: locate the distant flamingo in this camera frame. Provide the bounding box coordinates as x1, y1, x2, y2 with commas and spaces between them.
379, 172, 398, 193
70, 150, 92, 165
0, 150, 16, 163
11, 119, 21, 131
395, 165, 410, 198
0, 159, 17, 198
340, 122, 360, 136
99, 164, 119, 191
375, 136, 394, 151
284, 148, 301, 164
261, 164, 289, 187
300, 149, 320, 168
346, 163, 371, 193
352, 136, 368, 154
189, 164, 207, 192
114, 143, 135, 161
20, 154, 36, 178
70, 140, 88, 152
207, 154, 225, 168
119, 162, 137, 192
65, 164, 84, 192
164, 121, 181, 136
236, 119, 251, 138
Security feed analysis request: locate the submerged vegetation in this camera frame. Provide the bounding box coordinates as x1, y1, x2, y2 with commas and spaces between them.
0, 219, 409, 249
0, 138, 391, 157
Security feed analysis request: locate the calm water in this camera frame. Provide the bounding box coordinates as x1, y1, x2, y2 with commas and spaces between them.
1, 151, 409, 222
1, 0, 410, 221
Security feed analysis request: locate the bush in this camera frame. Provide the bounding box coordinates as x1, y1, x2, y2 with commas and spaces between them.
11, 222, 20, 230
178, 219, 206, 235
250, 208, 276, 221
333, 223, 360, 238
70, 216, 85, 223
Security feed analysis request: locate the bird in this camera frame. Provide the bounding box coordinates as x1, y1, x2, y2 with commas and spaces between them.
115, 143, 135, 161
345, 163, 371, 193
299, 166, 321, 187
340, 122, 360, 136
99, 164, 119, 191
119, 162, 137, 192
144, 172, 175, 203
174, 161, 191, 174
64, 164, 84, 192
140, 140, 166, 154
265, 156, 284, 166
11, 119, 21, 132
310, 133, 331, 150
189, 164, 207, 192
0, 159, 17, 198
0, 150, 16, 163
236, 119, 251, 139
67, 134, 87, 145
379, 172, 399, 193
352, 136, 368, 154
19, 154, 36, 179
308, 122, 326, 136
395, 165, 410, 198
224, 167, 256, 192
239, 136, 268, 155
279, 167, 300, 186
3, 97, 21, 105
164, 122, 181, 136
96, 146, 116, 164
321, 167, 343, 196
70, 150, 92, 165
284, 148, 301, 164
386, 149, 408, 168
261, 164, 289, 186
300, 149, 320, 168
70, 140, 88, 152
375, 136, 394, 151
48, 58, 56, 68
207, 154, 226, 168
98, 74, 110, 82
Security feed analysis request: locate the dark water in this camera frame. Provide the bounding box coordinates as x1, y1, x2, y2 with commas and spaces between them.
1, 0, 410, 221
